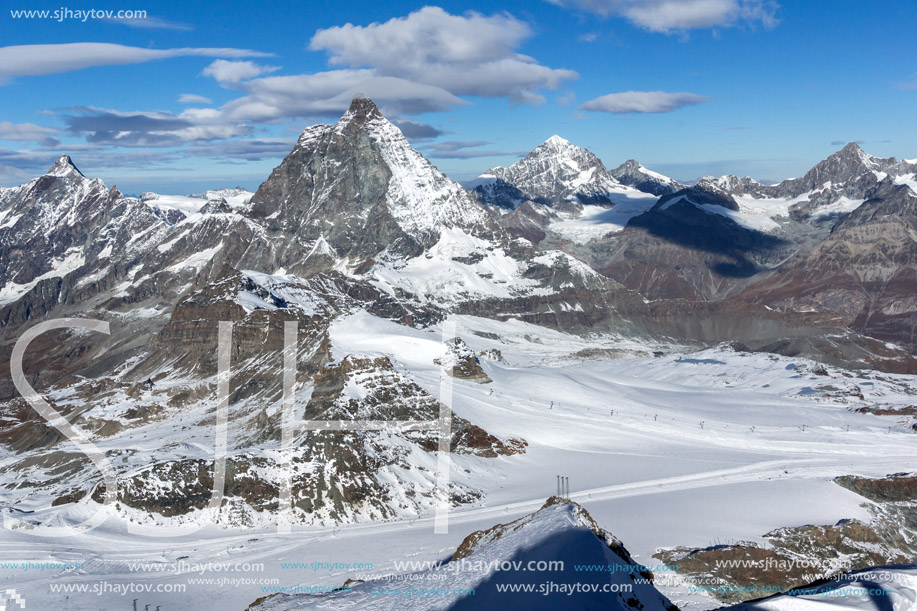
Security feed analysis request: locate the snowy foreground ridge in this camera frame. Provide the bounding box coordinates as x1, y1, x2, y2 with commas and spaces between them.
252, 499, 677, 610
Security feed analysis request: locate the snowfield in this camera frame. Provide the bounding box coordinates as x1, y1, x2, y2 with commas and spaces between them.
2, 312, 916, 610
549, 193, 658, 243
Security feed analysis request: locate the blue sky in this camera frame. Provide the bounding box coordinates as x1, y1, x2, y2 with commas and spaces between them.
1, 0, 915, 194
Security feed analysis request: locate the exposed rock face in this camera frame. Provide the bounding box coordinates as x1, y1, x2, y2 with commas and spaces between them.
836, 472, 917, 502
472, 135, 627, 210
740, 181, 917, 351
495, 200, 554, 244
695, 174, 767, 198
610, 159, 682, 195
201, 197, 232, 214
471, 138, 917, 358
0, 156, 162, 301
768, 142, 902, 199
308, 354, 520, 456
657, 183, 741, 211
699, 143, 916, 216
47, 291, 515, 524
569, 144, 917, 341
457, 285, 917, 373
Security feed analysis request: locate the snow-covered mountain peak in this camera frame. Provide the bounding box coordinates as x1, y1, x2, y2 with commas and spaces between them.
46, 154, 84, 177
254, 498, 677, 610
293, 97, 388, 148
528, 134, 600, 165
755, 141, 901, 199
538, 134, 576, 152
696, 173, 764, 195
337, 97, 493, 241
610, 159, 682, 195
838, 140, 866, 157
473, 136, 631, 209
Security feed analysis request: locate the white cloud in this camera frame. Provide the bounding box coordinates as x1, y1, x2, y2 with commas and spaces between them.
7, 8, 582, 173
58, 68, 463, 150
61, 106, 250, 147
0, 164, 35, 185
218, 70, 467, 122
423, 140, 525, 159
0, 121, 59, 142
178, 93, 213, 105
580, 90, 710, 113
0, 43, 272, 83
202, 60, 280, 84
108, 15, 194, 30
309, 6, 576, 103
547, 0, 778, 32
393, 119, 446, 141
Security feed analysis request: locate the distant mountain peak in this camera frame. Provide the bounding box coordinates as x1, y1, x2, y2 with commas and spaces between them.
532, 135, 587, 159
47, 154, 84, 177
797, 141, 895, 189
831, 141, 878, 165
541, 134, 574, 149
610, 159, 681, 196
472, 136, 626, 209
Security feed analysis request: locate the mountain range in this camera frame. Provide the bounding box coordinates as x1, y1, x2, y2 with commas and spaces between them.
471, 133, 917, 353
2, 96, 917, 609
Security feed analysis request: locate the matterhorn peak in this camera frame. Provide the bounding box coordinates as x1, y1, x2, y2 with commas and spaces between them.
338, 95, 385, 129
47, 154, 84, 177
249, 94, 494, 267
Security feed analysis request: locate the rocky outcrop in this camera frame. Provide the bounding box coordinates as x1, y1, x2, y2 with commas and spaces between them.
655, 471, 917, 604
435, 337, 492, 383
2, 99, 916, 536
584, 184, 790, 301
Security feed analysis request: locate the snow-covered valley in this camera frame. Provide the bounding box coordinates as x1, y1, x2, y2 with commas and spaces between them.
3, 312, 916, 609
